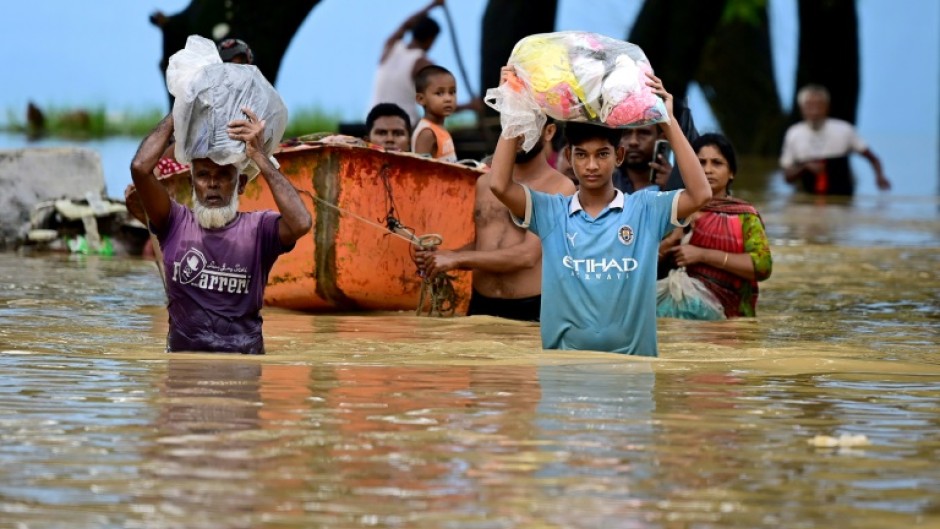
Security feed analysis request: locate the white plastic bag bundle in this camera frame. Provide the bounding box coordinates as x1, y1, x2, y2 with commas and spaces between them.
484, 31, 669, 151
656, 268, 727, 321
166, 35, 287, 179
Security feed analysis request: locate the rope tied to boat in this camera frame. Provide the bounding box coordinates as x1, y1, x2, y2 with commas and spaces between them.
379, 165, 458, 317
295, 164, 459, 317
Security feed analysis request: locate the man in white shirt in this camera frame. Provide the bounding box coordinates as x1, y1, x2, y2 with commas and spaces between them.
780, 84, 890, 195
368, 0, 443, 126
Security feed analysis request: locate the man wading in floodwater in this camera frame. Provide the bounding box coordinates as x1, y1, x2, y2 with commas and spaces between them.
129, 109, 311, 354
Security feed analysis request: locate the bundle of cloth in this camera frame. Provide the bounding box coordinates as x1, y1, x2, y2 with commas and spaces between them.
166, 35, 288, 179
485, 31, 668, 151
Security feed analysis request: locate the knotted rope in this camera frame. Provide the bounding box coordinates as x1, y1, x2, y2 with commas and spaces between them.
297, 163, 459, 316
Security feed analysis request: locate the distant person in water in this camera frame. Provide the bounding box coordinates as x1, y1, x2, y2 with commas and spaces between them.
365, 103, 412, 152
780, 84, 890, 196
129, 110, 311, 355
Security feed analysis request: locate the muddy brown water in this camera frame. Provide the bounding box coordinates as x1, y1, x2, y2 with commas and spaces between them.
1, 192, 938, 528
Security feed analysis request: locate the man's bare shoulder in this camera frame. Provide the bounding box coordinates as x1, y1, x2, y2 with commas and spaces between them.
532, 168, 577, 196
473, 171, 519, 224
474, 172, 497, 197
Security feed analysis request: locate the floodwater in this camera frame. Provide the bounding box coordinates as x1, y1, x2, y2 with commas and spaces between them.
1, 190, 939, 529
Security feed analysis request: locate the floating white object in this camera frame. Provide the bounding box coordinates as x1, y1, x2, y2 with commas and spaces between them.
808, 434, 871, 448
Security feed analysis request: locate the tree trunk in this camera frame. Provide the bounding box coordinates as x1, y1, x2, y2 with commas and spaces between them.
479, 0, 559, 99
696, 7, 785, 155
152, 0, 321, 109
478, 0, 558, 152
791, 0, 859, 124
627, 0, 727, 103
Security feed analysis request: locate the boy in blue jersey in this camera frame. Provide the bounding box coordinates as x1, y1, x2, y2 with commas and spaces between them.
489, 67, 712, 356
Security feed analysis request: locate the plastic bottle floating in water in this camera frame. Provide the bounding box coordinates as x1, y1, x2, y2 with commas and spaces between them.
68, 235, 115, 256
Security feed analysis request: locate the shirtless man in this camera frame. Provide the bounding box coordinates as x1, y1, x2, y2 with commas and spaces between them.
415, 119, 576, 321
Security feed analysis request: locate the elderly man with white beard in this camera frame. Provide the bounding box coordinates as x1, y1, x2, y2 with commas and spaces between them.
129, 109, 312, 354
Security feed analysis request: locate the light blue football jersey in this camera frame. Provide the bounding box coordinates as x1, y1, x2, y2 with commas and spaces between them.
516, 186, 686, 356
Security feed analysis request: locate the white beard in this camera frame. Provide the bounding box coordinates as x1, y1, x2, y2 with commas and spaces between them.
192, 188, 239, 229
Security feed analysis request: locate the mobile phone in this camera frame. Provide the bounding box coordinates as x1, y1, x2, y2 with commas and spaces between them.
649, 139, 673, 184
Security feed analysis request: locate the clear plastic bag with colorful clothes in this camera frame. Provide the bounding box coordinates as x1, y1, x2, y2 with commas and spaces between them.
484, 31, 669, 151
656, 268, 727, 321
166, 35, 287, 179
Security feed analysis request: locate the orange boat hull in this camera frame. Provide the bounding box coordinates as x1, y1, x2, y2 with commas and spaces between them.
239, 143, 479, 313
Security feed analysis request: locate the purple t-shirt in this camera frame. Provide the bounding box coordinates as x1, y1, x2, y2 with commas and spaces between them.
156, 201, 291, 354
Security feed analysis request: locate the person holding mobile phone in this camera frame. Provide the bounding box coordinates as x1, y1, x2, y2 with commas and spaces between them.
649, 139, 674, 184
613, 124, 674, 194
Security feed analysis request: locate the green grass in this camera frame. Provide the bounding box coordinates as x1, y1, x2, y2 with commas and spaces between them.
282, 107, 342, 139
3, 105, 168, 139
2, 104, 342, 140
1, 104, 483, 142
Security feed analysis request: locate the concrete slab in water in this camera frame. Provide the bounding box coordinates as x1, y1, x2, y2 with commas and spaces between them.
0, 147, 105, 249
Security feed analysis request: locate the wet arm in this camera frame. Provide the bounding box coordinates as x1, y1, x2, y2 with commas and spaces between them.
487, 135, 527, 220
668, 117, 711, 219
451, 233, 541, 273
255, 157, 312, 246
714, 249, 756, 280
860, 148, 890, 190
782, 160, 818, 183
679, 245, 756, 281
645, 73, 709, 218
129, 114, 173, 233
780, 135, 817, 183
417, 234, 540, 277
783, 163, 803, 182
232, 109, 312, 246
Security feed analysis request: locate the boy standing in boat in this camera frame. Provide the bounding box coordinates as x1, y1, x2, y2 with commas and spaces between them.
369, 0, 444, 127
129, 110, 312, 355
488, 67, 711, 356
414, 118, 576, 322
412, 65, 458, 162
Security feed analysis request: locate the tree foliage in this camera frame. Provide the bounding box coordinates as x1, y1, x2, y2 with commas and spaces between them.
475, 0, 558, 151
629, 0, 860, 155
151, 0, 862, 157
479, 0, 558, 117
792, 0, 859, 124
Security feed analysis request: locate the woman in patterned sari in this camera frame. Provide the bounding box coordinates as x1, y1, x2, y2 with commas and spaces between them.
659, 133, 772, 318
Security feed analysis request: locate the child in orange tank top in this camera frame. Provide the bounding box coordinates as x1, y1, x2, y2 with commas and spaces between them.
411, 65, 458, 162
